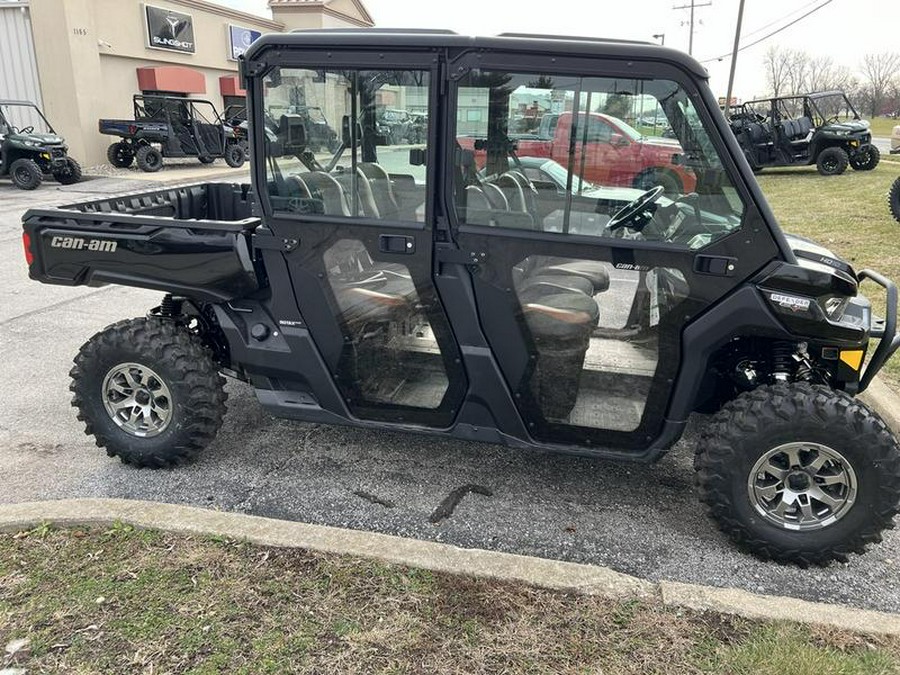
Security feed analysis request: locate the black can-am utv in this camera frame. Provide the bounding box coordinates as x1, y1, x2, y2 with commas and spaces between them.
0, 100, 82, 190
100, 95, 245, 172
728, 91, 878, 175
22, 30, 900, 565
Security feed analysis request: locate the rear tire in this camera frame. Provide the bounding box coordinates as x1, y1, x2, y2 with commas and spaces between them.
53, 158, 82, 185
9, 158, 43, 190
816, 146, 849, 175
224, 143, 245, 168
135, 145, 163, 173
889, 176, 900, 224
695, 383, 900, 565
198, 156, 216, 165
70, 318, 227, 468
849, 143, 880, 171
107, 142, 134, 168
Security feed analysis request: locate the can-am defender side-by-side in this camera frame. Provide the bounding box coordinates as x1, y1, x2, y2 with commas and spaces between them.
728, 91, 879, 175
100, 95, 246, 172
0, 100, 82, 190
22, 31, 900, 565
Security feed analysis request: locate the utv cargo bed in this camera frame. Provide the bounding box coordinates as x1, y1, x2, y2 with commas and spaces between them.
22, 182, 261, 301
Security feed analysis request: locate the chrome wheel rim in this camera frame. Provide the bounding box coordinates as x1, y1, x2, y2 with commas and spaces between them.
101, 363, 172, 438
748, 442, 857, 531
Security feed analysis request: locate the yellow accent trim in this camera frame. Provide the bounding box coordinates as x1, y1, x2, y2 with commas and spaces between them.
840, 350, 864, 370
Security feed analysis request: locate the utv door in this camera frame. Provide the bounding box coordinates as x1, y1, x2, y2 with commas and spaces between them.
253, 54, 467, 427
445, 53, 780, 452
191, 101, 225, 157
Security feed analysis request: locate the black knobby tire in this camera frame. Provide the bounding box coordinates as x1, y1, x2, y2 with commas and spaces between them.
107, 142, 134, 168
9, 158, 43, 190
849, 143, 880, 171
695, 383, 900, 565
70, 318, 227, 468
815, 146, 849, 176
889, 176, 900, 224
238, 139, 250, 161
135, 145, 163, 173
198, 156, 216, 165
224, 143, 245, 168
53, 158, 82, 185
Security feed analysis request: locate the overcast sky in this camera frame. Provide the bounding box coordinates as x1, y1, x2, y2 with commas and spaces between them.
217, 0, 894, 99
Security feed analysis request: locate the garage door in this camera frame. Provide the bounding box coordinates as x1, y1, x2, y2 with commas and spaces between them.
0, 1, 42, 106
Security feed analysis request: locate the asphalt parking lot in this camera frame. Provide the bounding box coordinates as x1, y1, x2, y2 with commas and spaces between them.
2, 173, 899, 615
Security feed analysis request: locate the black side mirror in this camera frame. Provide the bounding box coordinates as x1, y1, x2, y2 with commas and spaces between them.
409, 148, 426, 166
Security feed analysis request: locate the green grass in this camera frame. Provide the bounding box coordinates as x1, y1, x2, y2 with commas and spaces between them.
1, 527, 899, 674
869, 117, 899, 138
756, 162, 900, 390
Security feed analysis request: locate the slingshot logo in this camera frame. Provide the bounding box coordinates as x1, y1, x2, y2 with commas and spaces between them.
50, 236, 118, 253
146, 5, 195, 53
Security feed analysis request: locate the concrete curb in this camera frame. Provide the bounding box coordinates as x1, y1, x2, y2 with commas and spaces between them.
2, 499, 900, 636
861, 377, 900, 436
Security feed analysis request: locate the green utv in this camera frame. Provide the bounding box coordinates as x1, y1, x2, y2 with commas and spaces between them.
728, 91, 878, 176
0, 100, 82, 190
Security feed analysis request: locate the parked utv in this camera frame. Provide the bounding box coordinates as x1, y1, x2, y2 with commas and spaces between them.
0, 99, 82, 190
222, 104, 250, 160
100, 94, 245, 172
728, 91, 878, 175
22, 31, 900, 565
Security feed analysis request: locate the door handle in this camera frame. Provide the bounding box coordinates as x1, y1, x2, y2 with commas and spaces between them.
379, 234, 415, 254
694, 254, 736, 276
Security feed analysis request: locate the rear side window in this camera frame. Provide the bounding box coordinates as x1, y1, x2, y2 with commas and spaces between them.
262, 67, 430, 223
452, 69, 745, 249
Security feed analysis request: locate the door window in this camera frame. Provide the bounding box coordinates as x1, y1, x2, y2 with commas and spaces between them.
262, 67, 430, 223
452, 69, 745, 249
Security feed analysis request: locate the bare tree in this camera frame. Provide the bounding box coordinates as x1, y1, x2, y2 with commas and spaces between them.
860, 52, 900, 117
785, 49, 809, 95
763, 45, 791, 97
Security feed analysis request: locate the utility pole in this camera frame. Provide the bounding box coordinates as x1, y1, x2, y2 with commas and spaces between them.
724, 0, 746, 120
673, 0, 712, 55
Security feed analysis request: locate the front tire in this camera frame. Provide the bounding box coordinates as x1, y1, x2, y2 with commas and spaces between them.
849, 143, 880, 171
224, 143, 245, 168
53, 158, 82, 185
816, 146, 849, 176
70, 318, 227, 468
9, 158, 43, 190
695, 383, 900, 565
890, 176, 900, 224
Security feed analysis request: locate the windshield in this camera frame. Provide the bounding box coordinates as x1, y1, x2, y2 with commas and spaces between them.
0, 103, 53, 135
810, 93, 858, 124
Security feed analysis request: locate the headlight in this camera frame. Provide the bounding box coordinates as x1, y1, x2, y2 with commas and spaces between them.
822, 295, 850, 321
22, 139, 43, 148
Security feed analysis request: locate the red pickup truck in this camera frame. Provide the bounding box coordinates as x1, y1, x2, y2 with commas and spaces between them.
470, 112, 696, 194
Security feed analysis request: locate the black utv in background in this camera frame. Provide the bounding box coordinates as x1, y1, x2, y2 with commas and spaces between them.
0, 100, 82, 190
100, 95, 245, 172
21, 30, 900, 566
729, 91, 878, 175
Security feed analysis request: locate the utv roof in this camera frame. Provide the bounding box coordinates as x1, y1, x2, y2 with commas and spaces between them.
242, 28, 709, 79
744, 90, 849, 104
0, 99, 39, 106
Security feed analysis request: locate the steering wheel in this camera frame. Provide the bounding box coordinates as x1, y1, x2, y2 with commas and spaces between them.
19, 126, 34, 134
606, 185, 665, 231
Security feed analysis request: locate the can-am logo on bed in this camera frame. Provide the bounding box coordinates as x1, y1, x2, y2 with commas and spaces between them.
145, 5, 195, 54
50, 236, 118, 253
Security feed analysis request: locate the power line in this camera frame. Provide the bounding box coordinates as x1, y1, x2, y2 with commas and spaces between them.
739, 0, 823, 40
673, 0, 712, 55
698, 0, 834, 64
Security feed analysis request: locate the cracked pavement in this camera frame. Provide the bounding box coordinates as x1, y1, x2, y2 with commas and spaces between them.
2, 175, 899, 615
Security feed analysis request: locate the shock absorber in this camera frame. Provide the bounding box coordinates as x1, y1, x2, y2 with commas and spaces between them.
158, 294, 183, 318
771, 341, 795, 382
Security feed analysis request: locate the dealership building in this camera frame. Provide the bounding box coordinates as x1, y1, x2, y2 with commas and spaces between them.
0, 0, 374, 166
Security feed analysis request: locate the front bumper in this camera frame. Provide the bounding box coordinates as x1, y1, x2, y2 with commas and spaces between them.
858, 269, 900, 392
